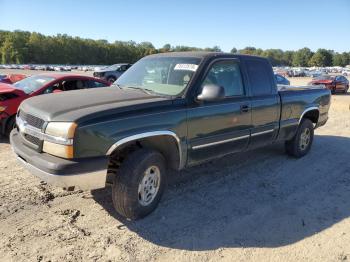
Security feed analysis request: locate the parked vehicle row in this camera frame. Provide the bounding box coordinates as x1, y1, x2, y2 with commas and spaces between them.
93, 63, 132, 83
308, 75, 349, 94
274, 66, 350, 78
10, 52, 331, 220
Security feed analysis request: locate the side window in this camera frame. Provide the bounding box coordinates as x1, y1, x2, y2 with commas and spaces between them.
246, 59, 273, 96
61, 80, 87, 91
120, 65, 127, 71
43, 82, 61, 94
202, 60, 244, 97
89, 80, 107, 88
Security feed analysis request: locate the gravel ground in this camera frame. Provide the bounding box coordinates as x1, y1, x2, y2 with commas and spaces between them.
0, 71, 349, 261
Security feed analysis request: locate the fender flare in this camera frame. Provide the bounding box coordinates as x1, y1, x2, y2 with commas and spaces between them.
106, 131, 184, 169
298, 107, 319, 124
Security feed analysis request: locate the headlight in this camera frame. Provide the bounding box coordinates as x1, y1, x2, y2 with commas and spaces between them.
0, 106, 7, 112
45, 122, 77, 139
43, 142, 74, 159
43, 122, 77, 158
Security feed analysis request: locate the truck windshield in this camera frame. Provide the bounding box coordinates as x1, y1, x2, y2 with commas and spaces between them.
114, 57, 201, 96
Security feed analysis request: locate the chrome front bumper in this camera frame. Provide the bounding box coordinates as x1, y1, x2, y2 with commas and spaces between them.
11, 129, 108, 190
16, 156, 107, 190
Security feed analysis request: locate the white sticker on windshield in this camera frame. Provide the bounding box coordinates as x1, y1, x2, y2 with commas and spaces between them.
174, 64, 198, 72
36, 79, 47, 83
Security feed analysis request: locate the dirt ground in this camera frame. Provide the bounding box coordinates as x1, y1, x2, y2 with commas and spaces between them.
0, 71, 350, 261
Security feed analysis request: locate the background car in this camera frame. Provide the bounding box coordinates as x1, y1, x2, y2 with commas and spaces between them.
308, 75, 349, 94
93, 63, 132, 83
275, 73, 290, 85
0, 74, 110, 136
0, 74, 27, 84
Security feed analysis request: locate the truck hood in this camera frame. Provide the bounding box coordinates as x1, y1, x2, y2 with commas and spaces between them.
20, 87, 172, 122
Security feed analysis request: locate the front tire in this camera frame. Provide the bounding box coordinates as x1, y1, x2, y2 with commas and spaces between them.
5, 116, 16, 137
107, 76, 116, 83
111, 149, 166, 220
285, 118, 314, 158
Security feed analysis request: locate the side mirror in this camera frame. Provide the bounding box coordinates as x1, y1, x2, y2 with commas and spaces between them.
197, 84, 225, 102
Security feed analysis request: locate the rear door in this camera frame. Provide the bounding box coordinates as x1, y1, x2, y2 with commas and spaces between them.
187, 58, 252, 164
243, 58, 280, 149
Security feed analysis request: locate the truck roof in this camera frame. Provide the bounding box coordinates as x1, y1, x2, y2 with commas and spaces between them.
146, 51, 266, 60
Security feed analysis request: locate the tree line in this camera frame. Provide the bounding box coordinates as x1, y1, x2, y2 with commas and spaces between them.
233, 47, 350, 67
1, 30, 349, 67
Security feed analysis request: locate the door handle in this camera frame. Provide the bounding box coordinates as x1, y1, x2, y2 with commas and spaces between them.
240, 105, 250, 113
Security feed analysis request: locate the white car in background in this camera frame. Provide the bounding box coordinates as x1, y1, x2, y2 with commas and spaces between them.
342, 70, 350, 76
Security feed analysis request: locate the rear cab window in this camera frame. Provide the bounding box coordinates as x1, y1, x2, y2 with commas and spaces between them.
245, 58, 275, 96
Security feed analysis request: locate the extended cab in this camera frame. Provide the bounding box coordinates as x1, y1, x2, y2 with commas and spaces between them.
11, 52, 331, 219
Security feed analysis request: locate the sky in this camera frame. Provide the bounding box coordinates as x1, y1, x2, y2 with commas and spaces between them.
0, 0, 349, 52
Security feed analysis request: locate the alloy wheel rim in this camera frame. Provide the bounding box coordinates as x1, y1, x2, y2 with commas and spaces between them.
138, 166, 161, 206
299, 128, 311, 151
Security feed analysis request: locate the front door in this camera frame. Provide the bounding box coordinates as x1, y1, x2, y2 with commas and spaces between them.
187, 59, 252, 165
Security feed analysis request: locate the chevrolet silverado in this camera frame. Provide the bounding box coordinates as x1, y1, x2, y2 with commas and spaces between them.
11, 52, 331, 219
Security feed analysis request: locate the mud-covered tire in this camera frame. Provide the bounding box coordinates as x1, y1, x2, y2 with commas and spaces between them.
285, 118, 314, 158
111, 149, 166, 220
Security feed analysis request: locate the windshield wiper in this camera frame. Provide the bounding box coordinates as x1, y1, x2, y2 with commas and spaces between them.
112, 83, 122, 89
123, 86, 159, 95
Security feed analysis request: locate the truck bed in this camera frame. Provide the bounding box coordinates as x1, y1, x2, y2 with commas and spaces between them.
277, 84, 331, 141
277, 84, 326, 92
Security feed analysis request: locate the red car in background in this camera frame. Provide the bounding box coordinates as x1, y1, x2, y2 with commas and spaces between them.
0, 74, 27, 84
0, 74, 110, 136
308, 75, 349, 94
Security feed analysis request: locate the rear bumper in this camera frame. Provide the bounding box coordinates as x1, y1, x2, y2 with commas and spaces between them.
316, 112, 329, 128
316, 117, 328, 128
10, 129, 109, 190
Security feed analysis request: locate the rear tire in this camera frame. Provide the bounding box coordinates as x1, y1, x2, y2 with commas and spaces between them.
111, 149, 166, 220
285, 118, 314, 158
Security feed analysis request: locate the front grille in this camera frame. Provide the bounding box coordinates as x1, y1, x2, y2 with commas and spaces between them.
24, 133, 41, 146
19, 111, 45, 129
17, 110, 45, 151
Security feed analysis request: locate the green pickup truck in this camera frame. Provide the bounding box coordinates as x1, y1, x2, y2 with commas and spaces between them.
11, 52, 331, 219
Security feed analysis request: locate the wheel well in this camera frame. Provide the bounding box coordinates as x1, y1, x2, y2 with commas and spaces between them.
302, 109, 319, 124
2, 114, 15, 135
109, 135, 180, 171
